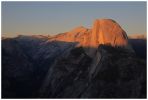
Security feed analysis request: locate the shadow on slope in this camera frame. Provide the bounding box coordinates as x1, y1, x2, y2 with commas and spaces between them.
2, 37, 146, 98
129, 39, 146, 59
42, 44, 146, 98
2, 38, 78, 98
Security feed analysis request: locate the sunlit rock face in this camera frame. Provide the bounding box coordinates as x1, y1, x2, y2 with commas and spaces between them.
48, 19, 130, 57
49, 26, 92, 47
91, 19, 128, 47
50, 19, 128, 49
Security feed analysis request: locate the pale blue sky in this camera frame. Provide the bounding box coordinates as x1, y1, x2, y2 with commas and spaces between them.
2, 2, 146, 37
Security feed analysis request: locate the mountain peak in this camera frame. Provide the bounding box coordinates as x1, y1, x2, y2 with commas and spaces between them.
91, 19, 128, 47
68, 26, 88, 34
50, 19, 129, 49
95, 18, 117, 22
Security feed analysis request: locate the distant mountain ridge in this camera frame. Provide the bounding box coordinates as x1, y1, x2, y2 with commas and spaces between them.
128, 34, 146, 39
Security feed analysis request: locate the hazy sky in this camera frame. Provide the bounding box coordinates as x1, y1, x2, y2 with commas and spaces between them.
2, 2, 146, 37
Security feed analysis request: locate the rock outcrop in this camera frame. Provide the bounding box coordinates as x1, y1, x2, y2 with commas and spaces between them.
49, 26, 91, 47
48, 19, 131, 57
91, 19, 128, 47
49, 19, 129, 49
39, 45, 146, 98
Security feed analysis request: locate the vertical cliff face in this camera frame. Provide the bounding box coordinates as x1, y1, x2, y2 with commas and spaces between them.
87, 19, 130, 58
91, 19, 128, 47
49, 19, 129, 49
49, 19, 130, 58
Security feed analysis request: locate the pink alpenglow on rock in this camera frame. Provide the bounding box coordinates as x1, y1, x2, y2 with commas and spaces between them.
91, 19, 128, 47
49, 19, 129, 49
